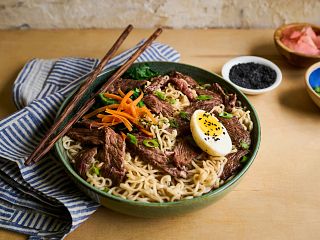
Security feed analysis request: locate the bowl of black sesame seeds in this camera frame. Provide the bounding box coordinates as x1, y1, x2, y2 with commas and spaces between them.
221, 56, 282, 95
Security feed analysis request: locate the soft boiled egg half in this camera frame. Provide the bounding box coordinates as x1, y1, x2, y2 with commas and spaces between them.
190, 110, 232, 156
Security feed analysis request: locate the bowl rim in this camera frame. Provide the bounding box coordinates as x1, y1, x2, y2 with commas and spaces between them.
221, 56, 282, 95
274, 22, 320, 59
305, 61, 320, 99
55, 61, 261, 206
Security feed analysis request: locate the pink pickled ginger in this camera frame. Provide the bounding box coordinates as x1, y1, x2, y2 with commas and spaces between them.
281, 26, 320, 56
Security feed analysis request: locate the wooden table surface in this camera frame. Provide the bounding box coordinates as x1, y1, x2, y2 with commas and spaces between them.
0, 29, 319, 240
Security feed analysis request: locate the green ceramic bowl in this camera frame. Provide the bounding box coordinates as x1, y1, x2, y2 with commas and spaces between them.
55, 62, 261, 218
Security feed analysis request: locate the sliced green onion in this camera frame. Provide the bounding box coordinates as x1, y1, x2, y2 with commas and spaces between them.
219, 112, 233, 119
240, 141, 250, 149
240, 156, 249, 163
169, 99, 177, 104
169, 118, 179, 128
154, 91, 166, 100
132, 88, 141, 99
91, 166, 100, 176
179, 111, 189, 120
196, 95, 212, 101
102, 188, 109, 193
137, 100, 145, 107
98, 93, 118, 105
127, 133, 137, 145
142, 139, 159, 148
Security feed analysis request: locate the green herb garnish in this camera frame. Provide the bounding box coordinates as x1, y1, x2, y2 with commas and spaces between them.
240, 156, 249, 163
179, 111, 189, 120
142, 139, 159, 148
127, 133, 137, 145
155, 91, 166, 100
196, 95, 212, 101
169, 118, 179, 128
219, 112, 233, 119
123, 64, 159, 80
240, 141, 250, 150
98, 93, 118, 105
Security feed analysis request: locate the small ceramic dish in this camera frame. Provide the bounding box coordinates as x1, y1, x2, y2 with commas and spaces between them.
221, 56, 282, 95
274, 23, 320, 67
305, 61, 320, 108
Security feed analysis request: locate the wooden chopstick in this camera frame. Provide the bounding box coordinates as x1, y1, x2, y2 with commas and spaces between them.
24, 24, 133, 165
25, 27, 163, 165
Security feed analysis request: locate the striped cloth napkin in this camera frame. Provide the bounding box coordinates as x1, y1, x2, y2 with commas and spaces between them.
0, 42, 180, 239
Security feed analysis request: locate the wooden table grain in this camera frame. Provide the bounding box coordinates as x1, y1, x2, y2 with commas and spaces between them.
0, 29, 319, 240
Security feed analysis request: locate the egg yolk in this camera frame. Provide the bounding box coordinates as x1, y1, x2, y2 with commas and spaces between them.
197, 112, 223, 137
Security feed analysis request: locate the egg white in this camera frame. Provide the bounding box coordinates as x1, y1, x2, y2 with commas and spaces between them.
190, 110, 232, 156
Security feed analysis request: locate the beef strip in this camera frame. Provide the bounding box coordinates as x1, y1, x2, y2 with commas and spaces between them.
169, 116, 190, 136
170, 77, 198, 101
143, 94, 175, 117
217, 116, 251, 149
67, 128, 104, 145
145, 75, 171, 93
220, 149, 249, 181
126, 134, 187, 178
74, 147, 97, 178
99, 127, 126, 185
172, 138, 200, 169
185, 97, 223, 116
170, 71, 198, 88
107, 78, 147, 94
212, 83, 237, 112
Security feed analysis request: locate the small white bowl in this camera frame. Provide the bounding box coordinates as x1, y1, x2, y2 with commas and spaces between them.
221, 56, 282, 95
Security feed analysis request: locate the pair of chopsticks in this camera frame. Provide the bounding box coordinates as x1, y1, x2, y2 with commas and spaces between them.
25, 24, 163, 166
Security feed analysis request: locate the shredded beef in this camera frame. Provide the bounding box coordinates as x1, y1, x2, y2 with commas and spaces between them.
67, 128, 104, 145
170, 71, 198, 88
145, 75, 170, 93
99, 127, 126, 185
126, 134, 186, 178
143, 94, 175, 117
74, 147, 97, 178
172, 138, 200, 169
220, 149, 249, 181
108, 78, 147, 94
217, 116, 251, 149
170, 77, 198, 101
174, 116, 191, 136
185, 97, 223, 116
212, 83, 237, 112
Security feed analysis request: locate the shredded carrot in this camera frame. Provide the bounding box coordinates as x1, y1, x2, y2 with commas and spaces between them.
83, 106, 108, 119
103, 93, 123, 101
118, 90, 134, 111
111, 114, 133, 131
120, 131, 127, 140
118, 89, 126, 97
105, 104, 119, 109
137, 125, 154, 137
139, 106, 157, 123
85, 90, 157, 135
101, 115, 116, 122
105, 109, 137, 123
131, 91, 144, 106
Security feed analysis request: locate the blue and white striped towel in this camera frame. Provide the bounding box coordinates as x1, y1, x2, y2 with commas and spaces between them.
0, 42, 180, 239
